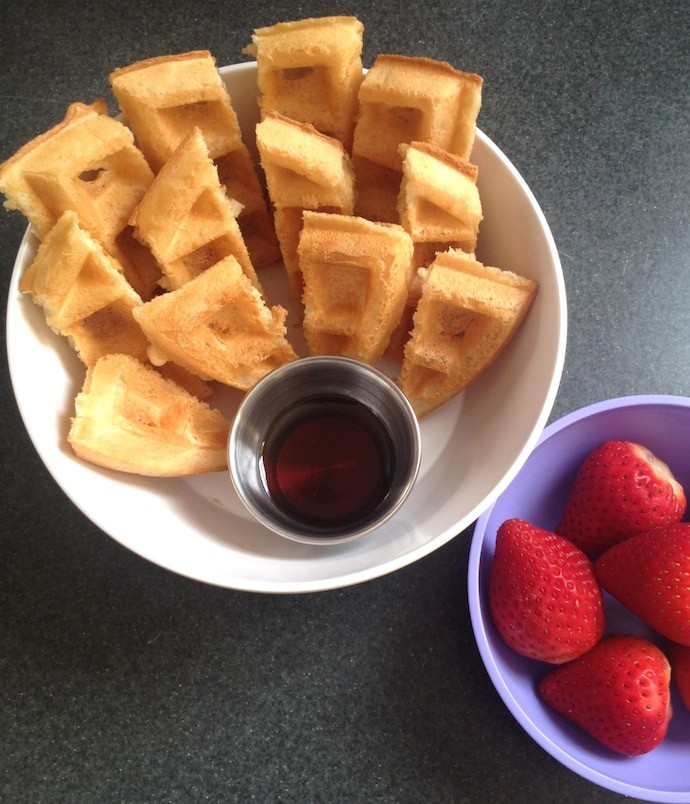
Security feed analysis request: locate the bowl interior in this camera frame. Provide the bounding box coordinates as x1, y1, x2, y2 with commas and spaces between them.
468, 395, 690, 802
6, 62, 566, 592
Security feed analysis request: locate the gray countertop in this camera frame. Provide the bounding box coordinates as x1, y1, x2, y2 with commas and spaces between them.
2, 1, 689, 801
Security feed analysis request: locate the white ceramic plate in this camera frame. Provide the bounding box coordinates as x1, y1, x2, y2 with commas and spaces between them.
6, 62, 566, 592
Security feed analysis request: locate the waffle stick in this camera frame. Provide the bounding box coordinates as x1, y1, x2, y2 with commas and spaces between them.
109, 50, 280, 267
352, 54, 482, 224
68, 354, 230, 476
298, 211, 413, 364
386, 141, 484, 359
256, 111, 355, 299
133, 255, 297, 391
130, 127, 261, 294
399, 249, 538, 416
244, 16, 364, 149
0, 100, 161, 300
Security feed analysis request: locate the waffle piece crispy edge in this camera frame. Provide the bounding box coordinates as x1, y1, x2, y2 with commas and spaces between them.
133, 255, 297, 391
244, 16, 364, 148
68, 354, 230, 476
298, 210, 414, 364
399, 249, 538, 416
130, 127, 261, 293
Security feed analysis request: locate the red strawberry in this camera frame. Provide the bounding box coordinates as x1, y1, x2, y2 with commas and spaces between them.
489, 518, 605, 663
538, 635, 672, 756
595, 522, 690, 646
555, 440, 686, 557
668, 642, 690, 711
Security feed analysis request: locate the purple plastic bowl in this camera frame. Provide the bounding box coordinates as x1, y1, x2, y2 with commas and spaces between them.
468, 394, 690, 802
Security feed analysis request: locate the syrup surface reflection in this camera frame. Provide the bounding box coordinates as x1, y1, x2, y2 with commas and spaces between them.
261, 395, 395, 531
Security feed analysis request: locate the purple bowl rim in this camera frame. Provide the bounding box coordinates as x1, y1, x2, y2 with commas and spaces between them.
467, 393, 690, 802
531, 393, 690, 450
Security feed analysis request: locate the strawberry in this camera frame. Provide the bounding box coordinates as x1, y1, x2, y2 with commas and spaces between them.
594, 522, 690, 646
488, 518, 605, 663
668, 642, 690, 711
555, 440, 686, 557
538, 635, 672, 756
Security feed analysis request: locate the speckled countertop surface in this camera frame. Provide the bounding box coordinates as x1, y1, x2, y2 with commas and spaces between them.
1, 2, 689, 801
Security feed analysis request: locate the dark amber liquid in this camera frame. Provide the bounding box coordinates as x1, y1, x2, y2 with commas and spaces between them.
262, 395, 395, 529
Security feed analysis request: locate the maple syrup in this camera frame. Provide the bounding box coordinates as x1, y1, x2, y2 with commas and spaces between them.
261, 395, 395, 530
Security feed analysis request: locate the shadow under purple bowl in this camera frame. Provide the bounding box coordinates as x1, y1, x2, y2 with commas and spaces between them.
468, 394, 690, 803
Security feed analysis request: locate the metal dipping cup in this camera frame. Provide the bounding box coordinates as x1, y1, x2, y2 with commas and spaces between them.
228, 356, 421, 545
